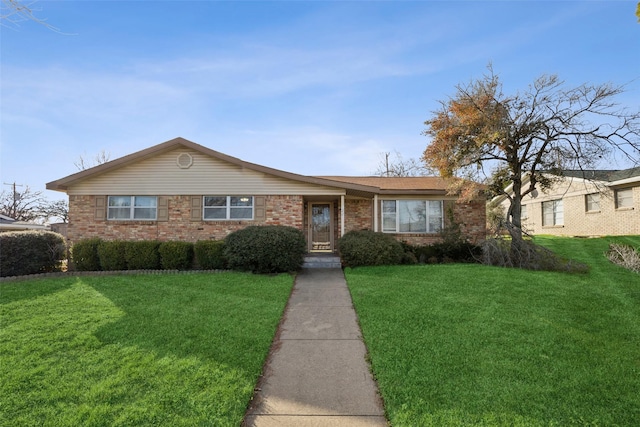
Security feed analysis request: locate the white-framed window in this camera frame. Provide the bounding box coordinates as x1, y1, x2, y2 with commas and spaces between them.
203, 196, 253, 220
542, 199, 563, 226
521, 204, 528, 222
108, 196, 157, 220
382, 200, 443, 233
585, 193, 600, 212
615, 188, 633, 209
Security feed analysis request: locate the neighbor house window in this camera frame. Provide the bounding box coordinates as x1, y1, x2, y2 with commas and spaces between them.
521, 204, 528, 221
615, 188, 633, 209
382, 200, 443, 233
108, 196, 157, 220
542, 199, 563, 226
585, 194, 600, 212
203, 196, 253, 220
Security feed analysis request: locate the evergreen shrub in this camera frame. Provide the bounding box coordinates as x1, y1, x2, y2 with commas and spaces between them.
71, 237, 103, 271
338, 230, 405, 267
97, 240, 127, 271
194, 240, 227, 270
0, 230, 66, 277
224, 225, 306, 273
125, 241, 161, 270
159, 241, 194, 270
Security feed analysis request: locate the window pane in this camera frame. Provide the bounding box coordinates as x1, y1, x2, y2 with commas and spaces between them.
428, 201, 442, 233
134, 208, 156, 219
616, 188, 633, 208
542, 201, 553, 226
231, 196, 252, 207
204, 196, 227, 207
204, 208, 226, 219
230, 207, 252, 219
586, 194, 600, 212
554, 200, 563, 225
398, 200, 426, 232
134, 196, 156, 207
382, 201, 396, 232
521, 204, 528, 220
108, 207, 131, 219
109, 196, 131, 207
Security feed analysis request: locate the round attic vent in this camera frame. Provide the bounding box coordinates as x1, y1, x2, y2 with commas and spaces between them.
176, 152, 193, 169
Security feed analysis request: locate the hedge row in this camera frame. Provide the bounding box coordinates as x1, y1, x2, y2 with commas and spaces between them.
71, 225, 306, 274
72, 239, 205, 271
337, 229, 481, 268
0, 230, 66, 277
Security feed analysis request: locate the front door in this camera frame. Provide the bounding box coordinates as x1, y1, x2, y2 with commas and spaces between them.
310, 202, 333, 252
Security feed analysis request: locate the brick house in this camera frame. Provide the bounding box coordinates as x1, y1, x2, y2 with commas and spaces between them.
492, 168, 640, 237
46, 138, 486, 251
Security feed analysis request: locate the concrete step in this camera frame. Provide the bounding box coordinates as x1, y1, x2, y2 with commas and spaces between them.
302, 255, 342, 269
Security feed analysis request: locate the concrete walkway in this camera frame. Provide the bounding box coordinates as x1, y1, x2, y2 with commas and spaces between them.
243, 268, 387, 427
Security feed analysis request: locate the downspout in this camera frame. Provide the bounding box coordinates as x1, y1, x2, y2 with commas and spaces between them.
340, 195, 345, 237
373, 194, 378, 232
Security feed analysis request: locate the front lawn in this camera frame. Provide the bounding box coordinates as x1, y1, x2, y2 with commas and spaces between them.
346, 236, 640, 426
0, 272, 293, 427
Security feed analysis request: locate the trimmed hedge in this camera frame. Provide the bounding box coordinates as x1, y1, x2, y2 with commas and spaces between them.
71, 237, 103, 271
194, 240, 227, 270
98, 240, 127, 271
159, 241, 194, 270
0, 230, 66, 277
338, 230, 405, 267
224, 225, 306, 273
125, 241, 161, 270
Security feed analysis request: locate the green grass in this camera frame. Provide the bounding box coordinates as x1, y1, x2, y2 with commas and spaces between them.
346, 236, 640, 427
0, 272, 293, 427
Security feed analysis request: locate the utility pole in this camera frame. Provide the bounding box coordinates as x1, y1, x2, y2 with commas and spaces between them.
3, 182, 24, 219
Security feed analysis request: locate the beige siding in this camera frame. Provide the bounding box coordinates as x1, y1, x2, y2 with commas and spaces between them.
68, 148, 345, 196
499, 177, 640, 236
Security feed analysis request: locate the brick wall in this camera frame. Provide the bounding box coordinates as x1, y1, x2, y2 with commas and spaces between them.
519, 186, 639, 236
500, 180, 640, 237
67, 195, 304, 245
336, 197, 486, 246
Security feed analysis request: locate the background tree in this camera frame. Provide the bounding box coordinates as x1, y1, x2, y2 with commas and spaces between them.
74, 150, 111, 171
1, 0, 58, 30
39, 199, 69, 223
422, 67, 640, 249
374, 150, 433, 177
0, 184, 46, 222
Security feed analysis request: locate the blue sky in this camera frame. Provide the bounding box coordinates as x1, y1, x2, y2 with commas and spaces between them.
1, 1, 639, 202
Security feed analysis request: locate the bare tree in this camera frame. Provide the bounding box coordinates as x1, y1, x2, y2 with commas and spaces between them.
74, 150, 111, 171
39, 199, 69, 224
1, 0, 59, 31
0, 183, 46, 222
373, 151, 433, 177
423, 67, 640, 250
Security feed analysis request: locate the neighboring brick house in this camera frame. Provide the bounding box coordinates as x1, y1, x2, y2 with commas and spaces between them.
46, 137, 486, 251
492, 168, 640, 237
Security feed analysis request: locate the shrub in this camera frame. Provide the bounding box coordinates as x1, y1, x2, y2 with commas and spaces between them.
0, 230, 66, 277
194, 240, 227, 270
338, 230, 405, 267
606, 243, 640, 274
482, 237, 589, 273
224, 226, 306, 273
159, 241, 194, 270
97, 240, 128, 271
125, 241, 161, 270
71, 237, 103, 271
